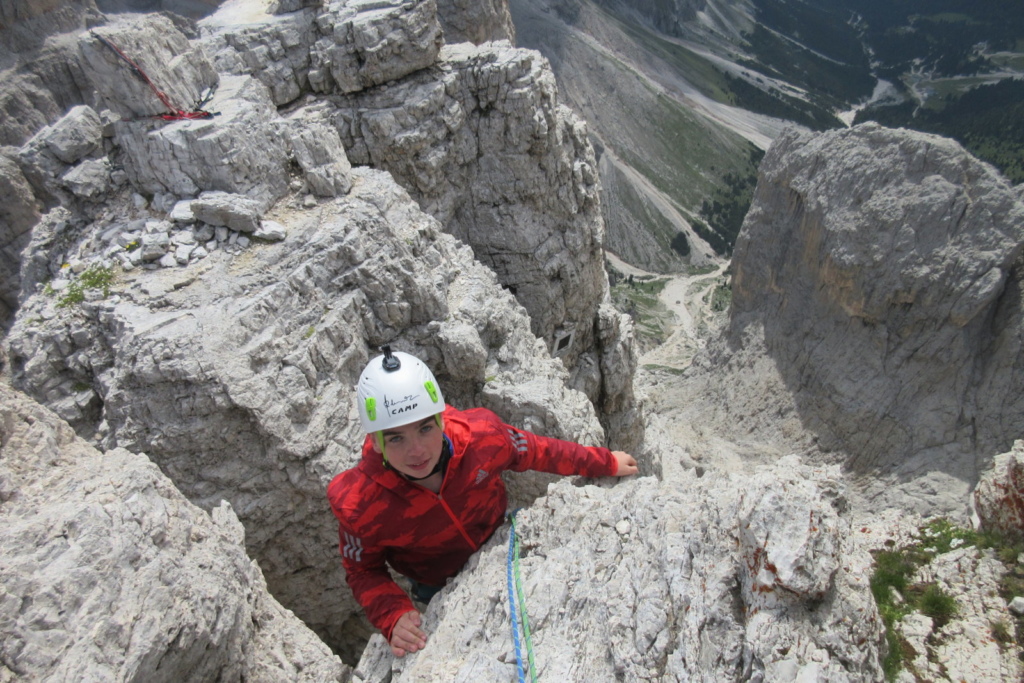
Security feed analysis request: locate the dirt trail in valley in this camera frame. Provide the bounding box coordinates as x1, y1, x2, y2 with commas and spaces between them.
606, 251, 728, 369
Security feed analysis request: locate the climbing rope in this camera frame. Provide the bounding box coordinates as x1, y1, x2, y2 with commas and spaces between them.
507, 510, 538, 683
91, 31, 216, 122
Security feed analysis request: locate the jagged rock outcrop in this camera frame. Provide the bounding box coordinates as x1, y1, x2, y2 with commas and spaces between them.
973, 440, 1024, 540
3, 0, 644, 663
0, 382, 348, 682
3, 0, 641, 454
6, 167, 616, 660
434, 0, 515, 45
728, 123, 1024, 513
80, 14, 218, 121
352, 457, 884, 681
329, 43, 607, 361
199, 0, 643, 449
202, 3, 611, 367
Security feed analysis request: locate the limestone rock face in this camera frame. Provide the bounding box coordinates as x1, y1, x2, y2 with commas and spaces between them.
112, 73, 288, 203
0, 152, 41, 327
79, 14, 219, 120
0, 383, 348, 682
200, 0, 443, 104
6, 168, 611, 658
974, 440, 1024, 540
354, 457, 884, 682
0, 0, 100, 148
729, 124, 1024, 495
68, 15, 353, 206
309, 0, 443, 95
199, 2, 641, 449
200, 5, 319, 107
435, 0, 515, 45
333, 43, 607, 362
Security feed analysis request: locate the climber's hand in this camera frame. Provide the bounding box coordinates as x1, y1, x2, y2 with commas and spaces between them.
390, 610, 427, 657
611, 451, 638, 476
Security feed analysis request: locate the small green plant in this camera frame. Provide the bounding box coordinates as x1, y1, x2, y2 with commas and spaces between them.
991, 619, 1013, 647
919, 518, 976, 555
57, 264, 115, 308
303, 325, 316, 339
709, 281, 732, 312
915, 583, 958, 627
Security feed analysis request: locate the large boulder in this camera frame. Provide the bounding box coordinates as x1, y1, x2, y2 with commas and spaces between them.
16, 104, 108, 206
0, 382, 348, 682
728, 123, 1024, 513
79, 13, 219, 120
79, 14, 356, 206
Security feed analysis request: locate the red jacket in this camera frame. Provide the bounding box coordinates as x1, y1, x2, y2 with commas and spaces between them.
327, 405, 616, 640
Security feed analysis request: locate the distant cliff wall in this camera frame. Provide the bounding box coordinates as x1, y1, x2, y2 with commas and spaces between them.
729, 123, 1024, 505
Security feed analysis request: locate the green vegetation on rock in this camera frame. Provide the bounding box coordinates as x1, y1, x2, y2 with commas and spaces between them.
870, 518, 1024, 680
53, 264, 115, 308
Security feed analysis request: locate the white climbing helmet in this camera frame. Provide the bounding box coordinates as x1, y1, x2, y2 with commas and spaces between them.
356, 346, 445, 434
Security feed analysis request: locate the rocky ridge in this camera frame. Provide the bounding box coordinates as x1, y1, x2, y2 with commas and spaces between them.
355, 457, 887, 682
2, 0, 642, 664
3, 0, 1024, 681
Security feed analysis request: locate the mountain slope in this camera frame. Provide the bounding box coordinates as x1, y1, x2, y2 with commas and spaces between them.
510, 0, 773, 271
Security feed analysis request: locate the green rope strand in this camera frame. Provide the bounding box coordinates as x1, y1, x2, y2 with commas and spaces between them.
511, 514, 538, 682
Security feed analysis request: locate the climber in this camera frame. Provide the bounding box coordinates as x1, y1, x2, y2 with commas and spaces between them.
327, 346, 638, 658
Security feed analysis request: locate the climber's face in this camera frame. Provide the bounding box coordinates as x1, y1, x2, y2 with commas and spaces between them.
377, 415, 445, 479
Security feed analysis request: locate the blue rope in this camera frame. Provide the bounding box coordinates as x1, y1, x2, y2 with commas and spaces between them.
507, 513, 527, 683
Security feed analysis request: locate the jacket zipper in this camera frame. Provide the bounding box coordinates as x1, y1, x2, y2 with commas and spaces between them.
437, 494, 478, 551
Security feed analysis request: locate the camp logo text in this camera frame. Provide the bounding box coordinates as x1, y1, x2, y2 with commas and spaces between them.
384, 394, 418, 416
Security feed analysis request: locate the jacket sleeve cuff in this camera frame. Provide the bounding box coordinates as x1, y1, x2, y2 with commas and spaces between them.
379, 597, 417, 642
597, 447, 618, 477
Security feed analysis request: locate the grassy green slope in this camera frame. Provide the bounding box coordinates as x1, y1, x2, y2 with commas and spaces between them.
511, 0, 764, 266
